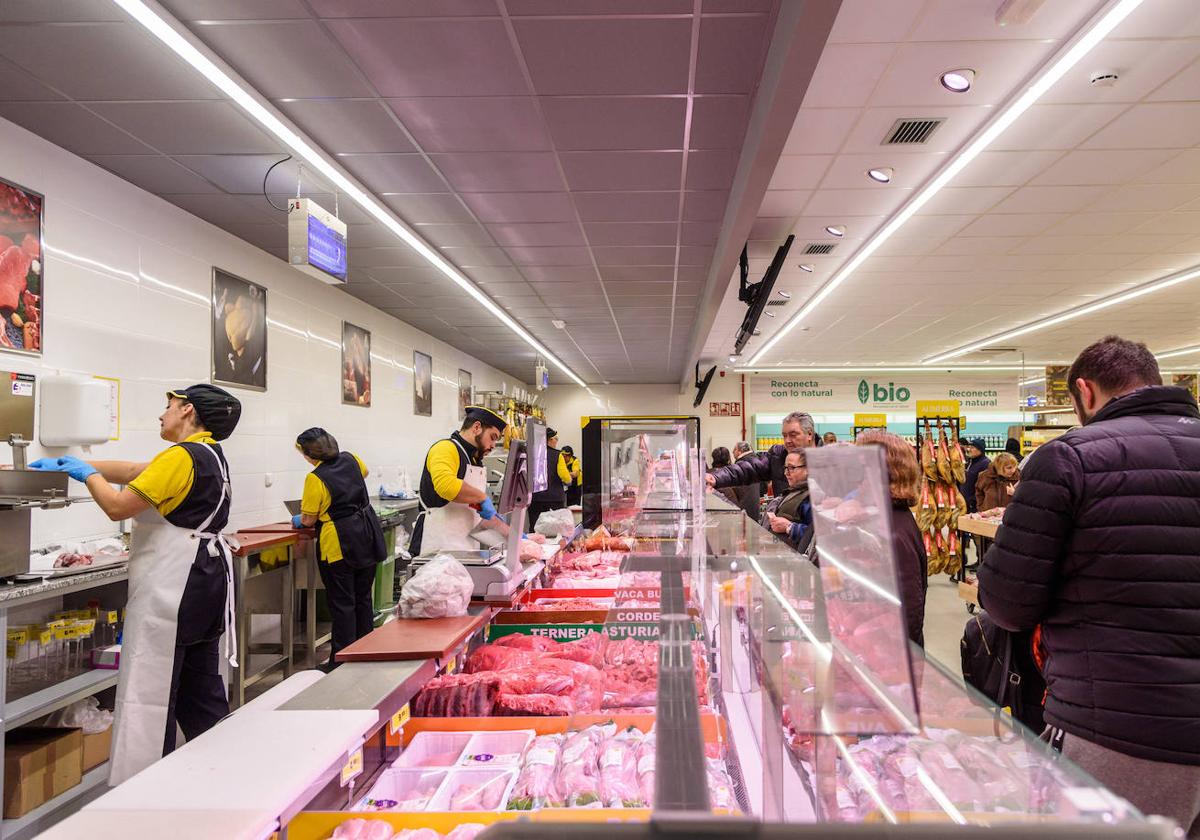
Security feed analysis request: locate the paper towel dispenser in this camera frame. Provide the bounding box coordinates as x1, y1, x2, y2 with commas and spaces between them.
38, 375, 112, 446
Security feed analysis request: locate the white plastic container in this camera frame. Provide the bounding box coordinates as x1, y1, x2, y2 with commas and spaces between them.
429, 768, 517, 812
396, 731, 471, 768
460, 730, 535, 767
355, 768, 448, 812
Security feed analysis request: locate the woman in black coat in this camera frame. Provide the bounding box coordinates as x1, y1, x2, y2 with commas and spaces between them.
856, 430, 927, 647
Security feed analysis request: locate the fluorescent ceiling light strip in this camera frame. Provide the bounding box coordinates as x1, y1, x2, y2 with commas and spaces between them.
748, 0, 1146, 366
1156, 343, 1200, 360
112, 0, 586, 388
734, 365, 1042, 374
925, 263, 1200, 364
1019, 375, 1045, 386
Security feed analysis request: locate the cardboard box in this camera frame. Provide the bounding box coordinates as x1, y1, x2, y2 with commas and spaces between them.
4, 727, 83, 818
82, 727, 112, 772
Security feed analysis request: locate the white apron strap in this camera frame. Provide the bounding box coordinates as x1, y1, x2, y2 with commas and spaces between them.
188, 443, 239, 668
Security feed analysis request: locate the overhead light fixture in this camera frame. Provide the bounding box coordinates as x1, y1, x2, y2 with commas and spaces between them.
749, 0, 1146, 367
729, 354, 740, 363
1155, 343, 1200, 360
777, 291, 792, 299
940, 68, 976, 93
111, 0, 587, 388
866, 167, 894, 184
799, 263, 814, 273
552, 319, 566, 329
734, 365, 1043, 374
825, 225, 846, 237
925, 262, 1200, 364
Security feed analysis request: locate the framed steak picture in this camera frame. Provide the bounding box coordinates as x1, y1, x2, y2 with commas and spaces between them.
0, 177, 43, 355
458, 369, 472, 415
212, 268, 267, 391
342, 321, 371, 406
413, 350, 432, 417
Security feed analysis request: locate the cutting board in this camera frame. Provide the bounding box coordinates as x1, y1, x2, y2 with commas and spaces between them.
335, 613, 488, 662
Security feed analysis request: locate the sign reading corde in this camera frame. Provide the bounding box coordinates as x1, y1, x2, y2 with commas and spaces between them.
749, 374, 1017, 413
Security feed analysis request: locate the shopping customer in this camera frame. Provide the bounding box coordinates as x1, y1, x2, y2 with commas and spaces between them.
978, 335, 1200, 837
822, 431, 838, 445
727, 441, 762, 518
856, 430, 926, 646
1004, 437, 1022, 458
761, 451, 813, 552
709, 447, 740, 506
294, 428, 386, 667
707, 411, 815, 496
959, 437, 990, 513
973, 451, 1020, 512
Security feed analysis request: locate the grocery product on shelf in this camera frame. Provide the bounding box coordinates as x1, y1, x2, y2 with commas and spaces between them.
327, 820, 487, 840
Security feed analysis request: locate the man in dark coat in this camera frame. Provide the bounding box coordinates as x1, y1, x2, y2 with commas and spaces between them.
727, 441, 762, 518
707, 411, 815, 496
977, 335, 1200, 837
959, 437, 990, 513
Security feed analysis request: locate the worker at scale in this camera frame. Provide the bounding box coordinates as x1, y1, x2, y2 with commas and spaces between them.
526, 428, 573, 530
409, 406, 510, 555
31, 385, 241, 786
561, 445, 583, 507
292, 428, 386, 667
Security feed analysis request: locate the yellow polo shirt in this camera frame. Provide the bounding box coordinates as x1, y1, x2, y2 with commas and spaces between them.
128, 431, 216, 516
301, 454, 369, 563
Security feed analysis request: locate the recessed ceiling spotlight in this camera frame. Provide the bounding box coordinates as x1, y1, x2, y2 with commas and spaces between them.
867, 167, 894, 184
778, 290, 792, 299
728, 354, 739, 362
940, 68, 975, 93
799, 263, 814, 273
824, 225, 845, 238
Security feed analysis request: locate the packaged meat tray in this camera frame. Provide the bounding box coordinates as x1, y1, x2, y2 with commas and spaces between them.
356, 769, 449, 812
429, 768, 518, 812
397, 732, 472, 768
461, 730, 534, 766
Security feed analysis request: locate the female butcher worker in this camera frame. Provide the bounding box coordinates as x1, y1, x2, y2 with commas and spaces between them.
31, 384, 241, 786
292, 428, 386, 665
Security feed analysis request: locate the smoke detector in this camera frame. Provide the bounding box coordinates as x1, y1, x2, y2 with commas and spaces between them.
1090, 70, 1119, 87
551, 319, 566, 329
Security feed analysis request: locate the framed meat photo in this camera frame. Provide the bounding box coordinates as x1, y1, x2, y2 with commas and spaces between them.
211, 268, 267, 391
0, 177, 43, 355
341, 321, 371, 406
413, 350, 433, 417
458, 369, 472, 415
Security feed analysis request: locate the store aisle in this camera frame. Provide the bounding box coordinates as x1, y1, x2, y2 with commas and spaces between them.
923, 576, 965, 680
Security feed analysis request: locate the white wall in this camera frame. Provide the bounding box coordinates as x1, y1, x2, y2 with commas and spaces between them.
0, 117, 526, 545
542, 371, 749, 458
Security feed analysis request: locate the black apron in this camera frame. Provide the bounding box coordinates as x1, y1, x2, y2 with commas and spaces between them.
531, 445, 566, 507
313, 452, 387, 570
564, 454, 582, 506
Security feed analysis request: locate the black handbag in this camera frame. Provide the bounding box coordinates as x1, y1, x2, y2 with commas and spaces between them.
961, 610, 1046, 733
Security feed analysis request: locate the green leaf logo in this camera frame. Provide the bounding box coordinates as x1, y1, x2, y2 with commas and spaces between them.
858, 379, 869, 404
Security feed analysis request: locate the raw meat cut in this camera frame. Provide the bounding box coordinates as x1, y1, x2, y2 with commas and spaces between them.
466, 645, 538, 673
507, 734, 562, 810
552, 723, 613, 807
494, 634, 559, 652
444, 825, 487, 840
53, 552, 93, 568
448, 773, 509, 810
598, 727, 645, 807
495, 692, 575, 716
329, 820, 394, 840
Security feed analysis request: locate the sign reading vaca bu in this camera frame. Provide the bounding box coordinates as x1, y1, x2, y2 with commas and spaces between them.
750, 373, 1016, 413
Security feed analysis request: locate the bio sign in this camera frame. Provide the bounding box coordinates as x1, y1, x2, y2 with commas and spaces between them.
751, 374, 1014, 413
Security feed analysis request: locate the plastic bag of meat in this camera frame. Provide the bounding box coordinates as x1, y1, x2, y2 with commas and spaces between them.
507, 733, 563, 810
444, 824, 487, 840
539, 658, 602, 712
394, 831, 438, 840
494, 634, 560, 652
706, 759, 738, 811
534, 507, 575, 537
599, 727, 645, 807
552, 723, 615, 807
465, 645, 539, 673
496, 667, 574, 697
329, 819, 394, 840
399, 555, 473, 619
547, 632, 607, 665
635, 729, 656, 806
519, 540, 543, 563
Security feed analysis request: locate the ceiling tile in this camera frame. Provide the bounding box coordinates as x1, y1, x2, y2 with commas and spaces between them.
917, 186, 1013, 215
514, 17, 691, 95
504, 246, 593, 266
410, 224, 496, 248
541, 96, 685, 151
432, 152, 563, 192
173, 153, 326, 194
869, 41, 1052, 109
954, 151, 1065, 188
309, 0, 497, 15
828, 0, 923, 44
1030, 149, 1178, 186
160, 0, 308, 19
1082, 102, 1200, 150
767, 156, 832, 190
382, 193, 476, 224
0, 23, 219, 100
520, 266, 599, 284
1085, 183, 1200, 213
386, 97, 550, 152
90, 101, 279, 155
326, 18, 528, 97
585, 222, 677, 247
801, 43, 894, 109
560, 151, 682, 191
339, 154, 449, 192
89, 155, 221, 194
438, 246, 513, 266
165, 193, 283, 228
841, 105, 992, 156
989, 185, 1112, 215
487, 223, 586, 248
685, 150, 737, 190
506, 0, 692, 13
0, 102, 153, 156
1041, 37, 1200, 105
782, 108, 860, 155
280, 100, 415, 154
0, 55, 65, 100
694, 14, 770, 95
460, 191, 575, 223
803, 187, 910, 217
690, 97, 751, 150
599, 266, 675, 283
574, 191, 679, 222
682, 190, 729, 222
593, 246, 677, 266
1137, 150, 1200, 185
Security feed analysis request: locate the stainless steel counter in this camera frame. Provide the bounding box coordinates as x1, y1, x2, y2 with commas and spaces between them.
0, 564, 128, 606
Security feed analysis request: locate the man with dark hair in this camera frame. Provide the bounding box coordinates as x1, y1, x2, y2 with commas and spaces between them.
707, 411, 815, 496
978, 335, 1200, 835
724, 441, 761, 518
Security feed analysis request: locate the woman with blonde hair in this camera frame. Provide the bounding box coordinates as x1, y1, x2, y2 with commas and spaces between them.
856, 430, 927, 646
975, 451, 1020, 512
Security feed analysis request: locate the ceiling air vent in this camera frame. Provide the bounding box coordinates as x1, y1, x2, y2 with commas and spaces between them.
883, 118, 945, 145
803, 242, 837, 255
766, 299, 789, 306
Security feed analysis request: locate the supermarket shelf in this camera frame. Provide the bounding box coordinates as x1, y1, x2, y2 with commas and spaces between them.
3, 762, 109, 839
4, 669, 119, 731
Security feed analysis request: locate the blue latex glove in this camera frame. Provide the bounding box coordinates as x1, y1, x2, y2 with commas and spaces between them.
478, 496, 496, 521
291, 514, 304, 529
31, 456, 97, 482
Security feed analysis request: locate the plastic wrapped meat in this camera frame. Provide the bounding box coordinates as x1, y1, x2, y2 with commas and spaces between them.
635, 730, 656, 806
394, 831, 439, 840
507, 734, 563, 810
547, 632, 606, 665
444, 825, 487, 840
449, 773, 509, 810
519, 540, 543, 562
598, 727, 645, 807
329, 820, 394, 840
399, 555, 473, 619
553, 723, 614, 807
466, 644, 539, 673
493, 634, 560, 652
706, 759, 738, 811
952, 737, 1026, 810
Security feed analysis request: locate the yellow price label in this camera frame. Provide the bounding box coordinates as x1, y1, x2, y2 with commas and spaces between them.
106, 611, 118, 625
445, 658, 457, 675
39, 630, 52, 646
6, 642, 16, 658
340, 748, 363, 786
853, 413, 887, 428
389, 703, 411, 735
959, 415, 967, 430
46, 619, 67, 629
7, 630, 28, 644
916, 399, 961, 419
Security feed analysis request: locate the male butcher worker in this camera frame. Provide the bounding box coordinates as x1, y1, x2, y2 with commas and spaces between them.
409, 405, 511, 555
31, 384, 241, 786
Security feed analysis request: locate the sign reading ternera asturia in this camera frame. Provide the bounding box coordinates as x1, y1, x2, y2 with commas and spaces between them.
750, 374, 1017, 414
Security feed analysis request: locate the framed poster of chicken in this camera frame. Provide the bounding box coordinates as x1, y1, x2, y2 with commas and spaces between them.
211, 268, 267, 391
341, 321, 371, 406
0, 177, 43, 355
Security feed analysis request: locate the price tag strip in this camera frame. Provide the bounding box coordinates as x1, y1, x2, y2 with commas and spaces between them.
340, 747, 363, 787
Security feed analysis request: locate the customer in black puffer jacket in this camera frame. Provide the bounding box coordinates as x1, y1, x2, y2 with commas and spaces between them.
707, 411, 815, 496
978, 335, 1200, 837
